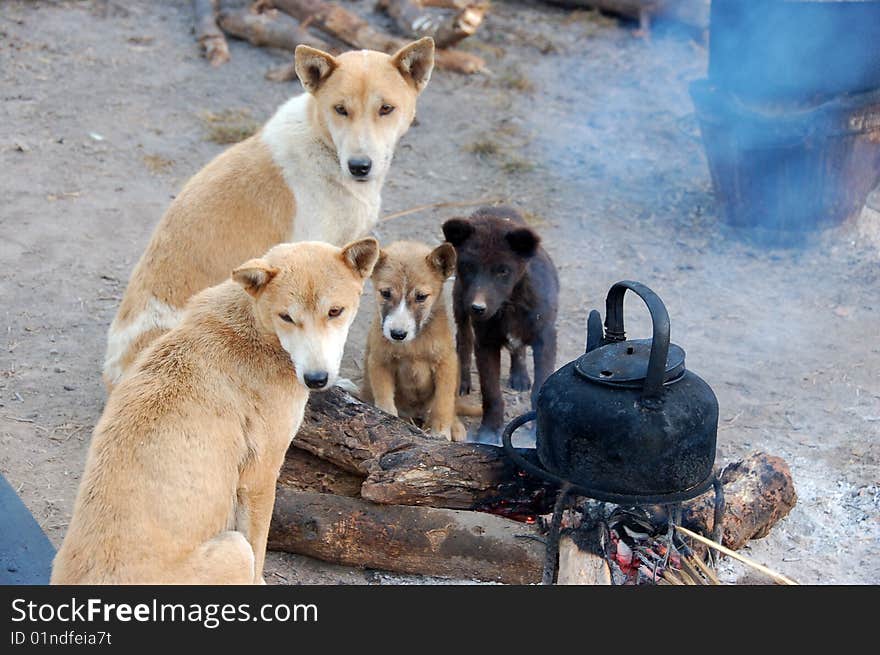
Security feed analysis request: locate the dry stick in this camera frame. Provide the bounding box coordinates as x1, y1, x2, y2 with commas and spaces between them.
193, 0, 231, 67
675, 525, 798, 585
381, 197, 503, 222
661, 568, 684, 585
688, 549, 721, 585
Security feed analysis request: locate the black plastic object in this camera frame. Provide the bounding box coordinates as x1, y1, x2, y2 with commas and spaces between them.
0, 474, 56, 584
502, 281, 719, 505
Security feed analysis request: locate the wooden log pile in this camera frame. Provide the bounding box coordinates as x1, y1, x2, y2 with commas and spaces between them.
266, 386, 798, 584
192, 0, 488, 76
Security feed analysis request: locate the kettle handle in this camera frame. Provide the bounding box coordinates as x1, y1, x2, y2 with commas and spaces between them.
604, 281, 671, 405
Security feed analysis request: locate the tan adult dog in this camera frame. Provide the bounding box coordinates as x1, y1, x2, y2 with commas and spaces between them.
362, 241, 480, 441
102, 38, 435, 388
51, 239, 379, 584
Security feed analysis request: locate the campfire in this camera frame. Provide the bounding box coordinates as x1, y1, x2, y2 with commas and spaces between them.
268, 282, 798, 585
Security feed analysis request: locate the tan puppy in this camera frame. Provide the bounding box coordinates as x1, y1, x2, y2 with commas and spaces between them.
362, 241, 479, 442
51, 238, 379, 584
103, 38, 434, 388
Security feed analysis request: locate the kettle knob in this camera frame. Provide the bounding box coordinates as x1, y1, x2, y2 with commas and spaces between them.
585, 310, 603, 353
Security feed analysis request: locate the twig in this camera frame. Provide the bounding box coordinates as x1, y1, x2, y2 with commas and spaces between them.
675, 525, 798, 585
381, 197, 502, 222
3, 415, 34, 423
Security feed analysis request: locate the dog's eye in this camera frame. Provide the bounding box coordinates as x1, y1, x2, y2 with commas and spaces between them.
380, 289, 392, 299
279, 313, 295, 323
328, 307, 344, 318
414, 292, 429, 303
379, 104, 395, 116
495, 266, 510, 277
334, 105, 348, 117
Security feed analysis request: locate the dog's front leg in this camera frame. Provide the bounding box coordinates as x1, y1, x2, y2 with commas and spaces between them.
453, 297, 474, 395
474, 337, 504, 442
238, 461, 283, 584
531, 328, 557, 409
367, 354, 398, 416
428, 355, 458, 439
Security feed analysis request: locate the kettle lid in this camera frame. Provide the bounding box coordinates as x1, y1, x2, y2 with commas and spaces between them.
575, 339, 686, 387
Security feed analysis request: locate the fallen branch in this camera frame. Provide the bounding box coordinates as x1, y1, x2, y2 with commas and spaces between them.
381, 197, 503, 222
218, 7, 331, 52
193, 0, 230, 67
377, 0, 489, 49
268, 489, 544, 583
675, 525, 798, 585
269, 0, 486, 73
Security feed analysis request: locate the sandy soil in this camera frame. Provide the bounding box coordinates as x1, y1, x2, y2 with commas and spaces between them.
1, 0, 877, 585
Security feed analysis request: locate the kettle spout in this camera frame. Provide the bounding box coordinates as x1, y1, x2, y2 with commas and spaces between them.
585, 309, 603, 353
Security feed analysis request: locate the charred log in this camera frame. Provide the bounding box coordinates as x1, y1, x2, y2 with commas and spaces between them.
293, 387, 556, 513
682, 451, 797, 550
278, 446, 364, 496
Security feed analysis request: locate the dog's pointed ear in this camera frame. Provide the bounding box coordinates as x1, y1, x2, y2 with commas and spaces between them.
391, 37, 435, 92
372, 249, 389, 276
341, 237, 380, 279
506, 228, 540, 258
295, 45, 338, 93
233, 259, 279, 297
427, 243, 457, 279
441, 218, 474, 247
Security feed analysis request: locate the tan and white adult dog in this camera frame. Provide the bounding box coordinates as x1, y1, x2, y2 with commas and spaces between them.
51, 238, 379, 584
102, 38, 435, 388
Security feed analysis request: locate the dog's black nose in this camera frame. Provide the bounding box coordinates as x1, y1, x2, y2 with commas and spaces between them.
348, 157, 372, 178
470, 303, 487, 316
390, 328, 408, 341
303, 371, 329, 389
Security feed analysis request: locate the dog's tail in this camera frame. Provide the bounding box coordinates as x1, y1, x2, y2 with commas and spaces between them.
455, 398, 483, 417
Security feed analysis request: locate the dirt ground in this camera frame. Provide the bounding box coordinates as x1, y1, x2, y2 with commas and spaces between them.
1, 0, 877, 585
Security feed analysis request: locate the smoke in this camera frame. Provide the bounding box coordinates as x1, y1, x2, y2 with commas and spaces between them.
693, 0, 880, 244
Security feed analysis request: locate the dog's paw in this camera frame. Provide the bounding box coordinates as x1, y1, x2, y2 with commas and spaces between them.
334, 378, 360, 396
508, 370, 531, 392
459, 378, 472, 395
472, 425, 502, 446
429, 424, 453, 441
451, 421, 467, 442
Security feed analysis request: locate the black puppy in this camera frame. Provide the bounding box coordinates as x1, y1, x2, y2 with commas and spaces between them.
442, 206, 559, 443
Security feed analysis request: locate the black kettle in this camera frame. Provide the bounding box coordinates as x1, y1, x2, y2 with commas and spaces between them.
502, 281, 719, 505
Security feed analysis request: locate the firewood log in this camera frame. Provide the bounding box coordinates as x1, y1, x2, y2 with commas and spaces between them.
268, 489, 544, 583
682, 451, 797, 550
293, 387, 556, 513
556, 534, 612, 585
218, 7, 331, 51
268, 0, 486, 73
278, 446, 364, 496
193, 0, 231, 67
376, 0, 489, 49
